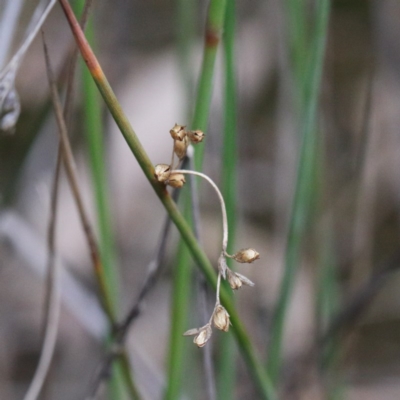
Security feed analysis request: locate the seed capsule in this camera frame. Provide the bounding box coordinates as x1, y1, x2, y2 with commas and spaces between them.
213, 305, 230, 332
174, 135, 189, 159
193, 325, 212, 348
232, 248, 260, 263
167, 173, 186, 188
187, 129, 205, 144
169, 123, 186, 141
154, 164, 171, 183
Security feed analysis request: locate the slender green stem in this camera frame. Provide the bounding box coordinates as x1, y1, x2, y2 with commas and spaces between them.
71, 3, 127, 399
177, 0, 195, 117
192, 0, 227, 170
164, 194, 192, 400
81, 16, 128, 400
81, 20, 120, 310
266, 0, 330, 385
218, 0, 238, 397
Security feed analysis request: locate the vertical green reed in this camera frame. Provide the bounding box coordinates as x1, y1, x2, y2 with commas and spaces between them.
266, 0, 330, 385
193, 0, 227, 170
164, 1, 196, 398
81, 19, 120, 311
217, 0, 238, 398
165, 194, 193, 400
73, 2, 125, 398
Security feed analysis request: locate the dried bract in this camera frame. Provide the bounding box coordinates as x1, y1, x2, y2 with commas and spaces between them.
154, 164, 171, 183
169, 123, 186, 141
232, 248, 260, 263
227, 270, 255, 290
213, 305, 230, 332
187, 129, 205, 144
183, 328, 200, 336
167, 173, 186, 188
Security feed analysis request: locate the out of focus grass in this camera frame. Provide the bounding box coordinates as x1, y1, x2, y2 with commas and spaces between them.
266, 0, 330, 386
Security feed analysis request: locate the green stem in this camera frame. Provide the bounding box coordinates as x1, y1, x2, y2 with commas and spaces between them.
192, 0, 227, 170
217, 0, 238, 397
58, 1, 275, 397
81, 20, 120, 311
266, 0, 330, 385
164, 194, 192, 400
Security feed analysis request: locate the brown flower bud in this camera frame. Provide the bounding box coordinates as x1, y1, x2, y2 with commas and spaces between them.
227, 270, 255, 290
187, 129, 205, 144
213, 305, 230, 332
167, 173, 186, 188
154, 164, 171, 183
174, 135, 189, 159
232, 248, 260, 263
169, 123, 186, 141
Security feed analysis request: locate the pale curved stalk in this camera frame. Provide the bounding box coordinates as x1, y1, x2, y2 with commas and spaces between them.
215, 272, 222, 306
23, 257, 61, 400
0, 0, 56, 78
0, 0, 24, 68
172, 169, 229, 253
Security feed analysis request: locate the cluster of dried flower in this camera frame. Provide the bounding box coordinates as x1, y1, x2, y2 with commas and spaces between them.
154, 124, 260, 348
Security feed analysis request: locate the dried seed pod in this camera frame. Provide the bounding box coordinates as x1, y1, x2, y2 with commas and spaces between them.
154, 164, 171, 183
232, 248, 260, 263
187, 129, 205, 144
227, 270, 255, 290
169, 123, 186, 141
174, 135, 189, 159
167, 173, 186, 188
213, 305, 230, 332
193, 325, 212, 348
218, 253, 228, 279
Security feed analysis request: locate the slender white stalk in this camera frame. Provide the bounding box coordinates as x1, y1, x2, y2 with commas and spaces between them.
0, 0, 56, 79
208, 272, 222, 325
215, 272, 221, 305
0, 0, 24, 68
173, 169, 229, 252
23, 256, 61, 400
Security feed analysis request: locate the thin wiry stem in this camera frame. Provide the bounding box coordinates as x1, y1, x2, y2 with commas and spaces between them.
42, 31, 114, 324
23, 150, 62, 400
0, 0, 24, 68
215, 272, 222, 306
42, 32, 140, 400
1, 0, 56, 79
173, 169, 229, 253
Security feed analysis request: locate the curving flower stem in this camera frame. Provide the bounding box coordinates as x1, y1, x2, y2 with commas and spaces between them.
207, 272, 222, 326
172, 169, 229, 254
216, 271, 221, 304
